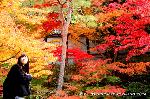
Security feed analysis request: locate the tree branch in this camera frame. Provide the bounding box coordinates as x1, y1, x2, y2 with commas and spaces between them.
0, 50, 21, 63
0, 43, 3, 47
57, 0, 66, 6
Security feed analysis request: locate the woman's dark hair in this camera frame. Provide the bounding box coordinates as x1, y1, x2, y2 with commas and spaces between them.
17, 54, 29, 73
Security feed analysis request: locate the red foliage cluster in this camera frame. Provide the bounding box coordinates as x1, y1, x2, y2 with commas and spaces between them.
71, 60, 150, 84
95, 0, 150, 61
0, 68, 8, 76
86, 85, 126, 96
71, 59, 111, 84
91, 0, 104, 6
34, 1, 69, 9
42, 13, 61, 33
52, 46, 93, 62
34, 2, 58, 8
64, 84, 78, 91
45, 64, 54, 70
0, 85, 2, 96
79, 59, 109, 75
48, 90, 81, 99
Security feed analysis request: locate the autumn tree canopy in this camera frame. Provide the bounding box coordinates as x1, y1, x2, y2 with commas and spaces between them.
0, 0, 58, 78
93, 0, 150, 61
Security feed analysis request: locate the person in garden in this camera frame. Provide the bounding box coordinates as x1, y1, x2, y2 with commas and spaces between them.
3, 53, 32, 99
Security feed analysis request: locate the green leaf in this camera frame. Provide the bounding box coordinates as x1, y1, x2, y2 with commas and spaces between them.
87, 21, 97, 27
127, 82, 150, 93
72, 0, 91, 9
74, 15, 97, 25
106, 76, 121, 83
2, 63, 10, 68
21, 0, 35, 7
38, 0, 44, 4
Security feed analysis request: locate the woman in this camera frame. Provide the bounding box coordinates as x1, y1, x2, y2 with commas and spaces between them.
3, 54, 32, 99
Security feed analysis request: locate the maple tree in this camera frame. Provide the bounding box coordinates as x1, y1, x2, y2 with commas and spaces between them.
48, 90, 83, 99
52, 46, 93, 63
70, 59, 150, 82
42, 12, 61, 33
1, 0, 150, 98
86, 85, 126, 96
49, 0, 150, 98
0, 0, 59, 79
108, 62, 150, 75
68, 0, 99, 46
33, 0, 72, 91
93, 0, 150, 61
37, 0, 97, 91
68, 58, 150, 98
71, 59, 110, 84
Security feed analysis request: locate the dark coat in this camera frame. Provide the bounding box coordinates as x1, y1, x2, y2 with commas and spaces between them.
3, 64, 32, 99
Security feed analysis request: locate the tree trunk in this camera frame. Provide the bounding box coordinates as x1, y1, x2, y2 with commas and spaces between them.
57, 1, 72, 91
86, 37, 90, 54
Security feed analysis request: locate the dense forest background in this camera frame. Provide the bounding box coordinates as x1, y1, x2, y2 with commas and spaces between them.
0, 0, 150, 98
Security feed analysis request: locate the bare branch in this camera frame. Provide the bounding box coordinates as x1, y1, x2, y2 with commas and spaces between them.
57, 0, 61, 5
62, 1, 67, 6
0, 43, 3, 47
57, 0, 67, 6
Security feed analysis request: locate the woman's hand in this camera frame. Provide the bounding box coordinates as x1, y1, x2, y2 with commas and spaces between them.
25, 73, 32, 77
25, 73, 32, 81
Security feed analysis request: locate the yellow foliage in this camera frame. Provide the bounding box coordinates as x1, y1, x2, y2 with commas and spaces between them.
32, 70, 53, 78
69, 23, 97, 45
0, 1, 57, 78
96, 9, 124, 23
1, 0, 48, 25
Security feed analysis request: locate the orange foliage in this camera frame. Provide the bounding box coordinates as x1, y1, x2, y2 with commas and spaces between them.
64, 84, 78, 91
0, 1, 58, 78
72, 58, 150, 85
0, 67, 8, 86
0, 85, 2, 96
0, 68, 8, 76
72, 59, 111, 84
108, 62, 150, 75
83, 7, 93, 15
91, 0, 105, 6
48, 90, 81, 99
71, 75, 84, 81
69, 23, 98, 45
96, 9, 125, 34
86, 85, 126, 96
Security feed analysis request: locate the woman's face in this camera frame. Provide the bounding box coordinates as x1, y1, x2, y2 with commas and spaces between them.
20, 56, 28, 65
